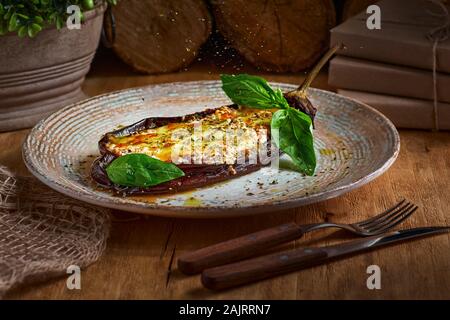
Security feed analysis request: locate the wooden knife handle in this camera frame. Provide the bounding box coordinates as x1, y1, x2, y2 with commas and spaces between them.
201, 247, 328, 290
177, 222, 305, 275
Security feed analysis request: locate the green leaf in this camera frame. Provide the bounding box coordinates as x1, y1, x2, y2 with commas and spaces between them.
82, 0, 95, 10
220, 73, 316, 175
271, 108, 316, 176
106, 154, 185, 188
4, 9, 12, 21
27, 23, 42, 37
18, 25, 27, 37
221, 74, 289, 110
55, 16, 64, 30
17, 13, 29, 19
34, 16, 43, 24
8, 13, 18, 32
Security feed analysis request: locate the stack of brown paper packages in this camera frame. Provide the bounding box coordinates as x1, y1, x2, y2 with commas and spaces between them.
329, 0, 450, 130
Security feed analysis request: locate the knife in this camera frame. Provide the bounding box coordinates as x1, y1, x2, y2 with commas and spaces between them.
201, 227, 450, 290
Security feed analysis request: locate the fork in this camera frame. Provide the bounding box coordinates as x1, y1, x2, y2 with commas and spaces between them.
177, 200, 417, 274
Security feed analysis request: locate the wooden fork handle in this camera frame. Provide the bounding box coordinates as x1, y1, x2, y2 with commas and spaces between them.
201, 247, 328, 290
177, 222, 305, 275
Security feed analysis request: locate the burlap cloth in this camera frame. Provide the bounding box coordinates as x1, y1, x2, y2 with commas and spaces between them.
0, 166, 110, 297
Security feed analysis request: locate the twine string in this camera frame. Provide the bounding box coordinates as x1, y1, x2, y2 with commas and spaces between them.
427, 0, 450, 131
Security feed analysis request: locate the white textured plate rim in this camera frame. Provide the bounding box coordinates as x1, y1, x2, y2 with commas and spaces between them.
23, 81, 400, 218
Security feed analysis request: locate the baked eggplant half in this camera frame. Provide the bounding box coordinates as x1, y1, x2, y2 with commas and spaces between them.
92, 104, 291, 195
91, 45, 340, 196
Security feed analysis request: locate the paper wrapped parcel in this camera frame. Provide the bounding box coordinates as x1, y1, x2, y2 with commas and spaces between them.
330, 0, 450, 73
329, 56, 450, 103
338, 89, 450, 130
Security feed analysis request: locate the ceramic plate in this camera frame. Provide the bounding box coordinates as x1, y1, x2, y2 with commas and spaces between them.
23, 81, 400, 218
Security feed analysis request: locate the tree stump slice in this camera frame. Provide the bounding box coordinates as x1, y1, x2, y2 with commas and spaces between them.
112, 0, 212, 74
211, 0, 336, 72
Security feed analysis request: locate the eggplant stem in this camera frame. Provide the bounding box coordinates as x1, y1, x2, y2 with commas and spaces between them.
296, 43, 343, 95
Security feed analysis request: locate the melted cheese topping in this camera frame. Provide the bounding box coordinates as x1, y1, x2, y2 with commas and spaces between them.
105, 106, 274, 165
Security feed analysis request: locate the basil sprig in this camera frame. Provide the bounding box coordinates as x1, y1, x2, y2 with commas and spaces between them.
220, 74, 316, 176
271, 108, 315, 175
221, 74, 290, 110
106, 154, 185, 188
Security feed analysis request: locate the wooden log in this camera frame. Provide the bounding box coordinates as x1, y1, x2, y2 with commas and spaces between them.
112, 0, 212, 74
211, 0, 336, 72
342, 0, 378, 20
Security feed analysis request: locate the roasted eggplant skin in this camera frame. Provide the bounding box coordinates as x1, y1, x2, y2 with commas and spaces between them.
92, 152, 262, 195
91, 96, 313, 196
91, 105, 265, 196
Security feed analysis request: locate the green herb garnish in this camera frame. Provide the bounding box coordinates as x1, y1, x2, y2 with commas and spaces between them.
221, 74, 290, 110
271, 108, 315, 175
106, 154, 185, 188
220, 73, 316, 176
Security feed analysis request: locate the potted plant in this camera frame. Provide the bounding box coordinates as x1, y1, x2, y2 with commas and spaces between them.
0, 0, 116, 132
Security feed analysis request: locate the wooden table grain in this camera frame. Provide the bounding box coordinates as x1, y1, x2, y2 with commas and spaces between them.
4, 53, 450, 299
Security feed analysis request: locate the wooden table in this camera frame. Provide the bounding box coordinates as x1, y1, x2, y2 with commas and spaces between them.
4, 53, 450, 299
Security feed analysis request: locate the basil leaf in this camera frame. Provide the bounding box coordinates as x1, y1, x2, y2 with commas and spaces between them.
106, 154, 185, 187
271, 108, 316, 176
220, 73, 316, 175
221, 74, 289, 110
